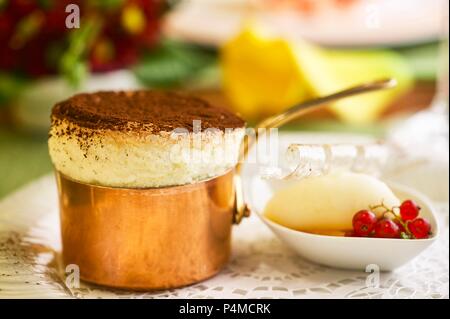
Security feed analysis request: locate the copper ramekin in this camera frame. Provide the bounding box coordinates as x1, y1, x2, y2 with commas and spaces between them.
55, 170, 239, 290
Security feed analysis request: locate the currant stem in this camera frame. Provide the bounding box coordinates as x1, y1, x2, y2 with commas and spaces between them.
369, 202, 413, 239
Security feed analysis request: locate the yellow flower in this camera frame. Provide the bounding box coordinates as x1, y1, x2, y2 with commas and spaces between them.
121, 4, 146, 34
92, 38, 115, 64
221, 26, 414, 124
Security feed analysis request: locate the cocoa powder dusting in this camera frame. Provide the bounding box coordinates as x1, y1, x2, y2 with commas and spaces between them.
51, 90, 245, 133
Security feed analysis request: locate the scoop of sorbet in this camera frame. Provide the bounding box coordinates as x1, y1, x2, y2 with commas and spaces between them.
264, 172, 400, 232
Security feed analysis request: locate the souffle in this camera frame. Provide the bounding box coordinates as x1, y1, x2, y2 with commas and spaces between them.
48, 90, 246, 188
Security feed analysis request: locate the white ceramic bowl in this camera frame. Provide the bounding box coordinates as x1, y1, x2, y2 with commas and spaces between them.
246, 177, 439, 271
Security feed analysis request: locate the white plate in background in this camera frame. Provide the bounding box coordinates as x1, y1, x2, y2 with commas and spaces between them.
164, 0, 445, 47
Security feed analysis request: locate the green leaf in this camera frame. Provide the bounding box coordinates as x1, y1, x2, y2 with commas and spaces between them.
397, 42, 439, 81
134, 40, 217, 88
59, 18, 101, 87
37, 0, 53, 10
90, 0, 124, 10
0, 73, 26, 106
0, 0, 8, 11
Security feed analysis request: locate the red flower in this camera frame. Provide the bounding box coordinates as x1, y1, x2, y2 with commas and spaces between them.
0, 0, 162, 78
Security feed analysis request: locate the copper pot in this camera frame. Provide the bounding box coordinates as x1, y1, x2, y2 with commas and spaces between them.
56, 170, 247, 290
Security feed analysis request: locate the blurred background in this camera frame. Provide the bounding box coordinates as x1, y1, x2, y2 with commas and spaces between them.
0, 0, 448, 199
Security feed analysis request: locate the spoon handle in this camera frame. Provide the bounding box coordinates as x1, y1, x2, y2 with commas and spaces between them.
257, 78, 397, 129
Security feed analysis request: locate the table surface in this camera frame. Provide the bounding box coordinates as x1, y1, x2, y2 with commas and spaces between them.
0, 173, 448, 299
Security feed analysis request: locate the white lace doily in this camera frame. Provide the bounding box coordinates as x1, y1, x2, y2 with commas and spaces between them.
0, 174, 448, 299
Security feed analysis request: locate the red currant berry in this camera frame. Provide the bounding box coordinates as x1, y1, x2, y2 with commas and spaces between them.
374, 219, 400, 238
408, 218, 431, 239
400, 199, 421, 221
352, 210, 377, 237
